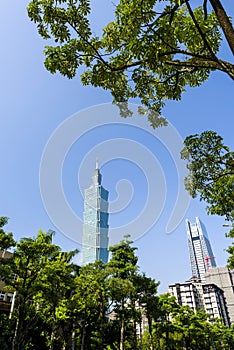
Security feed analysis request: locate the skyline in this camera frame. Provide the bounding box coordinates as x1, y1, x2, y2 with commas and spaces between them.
0, 1, 233, 292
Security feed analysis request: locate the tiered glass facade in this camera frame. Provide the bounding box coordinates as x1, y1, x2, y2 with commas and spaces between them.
82, 163, 109, 265
186, 217, 216, 282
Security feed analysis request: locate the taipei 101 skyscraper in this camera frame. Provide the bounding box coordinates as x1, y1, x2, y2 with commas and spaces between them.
82, 161, 109, 265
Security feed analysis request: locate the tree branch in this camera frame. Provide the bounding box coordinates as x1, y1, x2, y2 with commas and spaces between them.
165, 59, 234, 79
54, 12, 112, 69
209, 0, 234, 55
185, 1, 219, 61
200, 171, 234, 186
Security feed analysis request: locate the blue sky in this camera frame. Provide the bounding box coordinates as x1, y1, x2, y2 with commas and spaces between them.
0, 1, 233, 292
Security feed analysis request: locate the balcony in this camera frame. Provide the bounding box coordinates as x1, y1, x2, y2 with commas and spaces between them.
0, 300, 11, 313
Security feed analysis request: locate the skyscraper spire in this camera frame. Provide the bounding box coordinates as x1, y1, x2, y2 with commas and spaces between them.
92, 159, 102, 185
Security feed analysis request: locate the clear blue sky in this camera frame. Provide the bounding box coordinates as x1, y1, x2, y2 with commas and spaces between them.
0, 1, 233, 292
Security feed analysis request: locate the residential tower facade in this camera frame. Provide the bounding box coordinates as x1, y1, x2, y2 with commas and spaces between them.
205, 266, 234, 324
168, 277, 230, 326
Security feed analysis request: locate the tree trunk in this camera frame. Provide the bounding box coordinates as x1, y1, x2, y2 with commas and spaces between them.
49, 330, 55, 350
209, 0, 234, 55
99, 294, 106, 350
165, 327, 170, 350
184, 337, 190, 350
120, 317, 124, 350
49, 314, 57, 350
139, 319, 143, 350
130, 300, 137, 350
12, 317, 20, 350
132, 318, 137, 350
71, 326, 76, 350
81, 322, 86, 350
148, 316, 153, 350
12, 302, 25, 350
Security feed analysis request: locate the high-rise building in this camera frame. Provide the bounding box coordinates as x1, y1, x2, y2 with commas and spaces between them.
82, 161, 109, 265
186, 217, 216, 282
205, 266, 234, 324
168, 277, 230, 326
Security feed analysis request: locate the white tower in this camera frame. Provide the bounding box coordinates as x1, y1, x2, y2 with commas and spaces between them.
186, 217, 216, 282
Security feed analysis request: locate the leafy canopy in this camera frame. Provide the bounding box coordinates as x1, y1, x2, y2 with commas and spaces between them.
27, 0, 234, 127
181, 131, 234, 221
1, 226, 234, 348
0, 217, 15, 252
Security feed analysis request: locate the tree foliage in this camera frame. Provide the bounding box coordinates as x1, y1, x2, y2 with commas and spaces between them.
0, 222, 234, 349
0, 217, 15, 252
5, 229, 78, 350
181, 130, 234, 220
143, 298, 234, 350
27, 0, 234, 127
